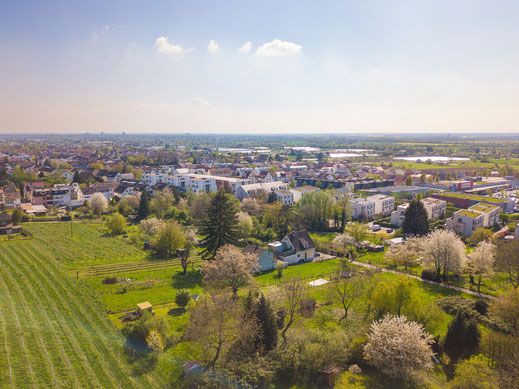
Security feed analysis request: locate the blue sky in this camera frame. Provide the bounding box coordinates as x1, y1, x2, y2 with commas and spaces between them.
1, 0, 518, 133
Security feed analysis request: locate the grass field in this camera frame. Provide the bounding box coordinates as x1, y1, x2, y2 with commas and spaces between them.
0, 238, 159, 388
23, 222, 147, 270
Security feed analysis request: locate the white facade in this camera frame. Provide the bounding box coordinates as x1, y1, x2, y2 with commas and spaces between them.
390, 203, 409, 227
274, 190, 294, 206
366, 194, 395, 216
290, 186, 320, 202
421, 197, 447, 221
352, 198, 376, 220
235, 181, 287, 200
446, 209, 484, 237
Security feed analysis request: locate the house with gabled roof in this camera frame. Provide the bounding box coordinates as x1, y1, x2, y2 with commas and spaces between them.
267, 230, 316, 265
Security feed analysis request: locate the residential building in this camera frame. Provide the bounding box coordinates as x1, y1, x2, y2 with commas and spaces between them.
351, 198, 375, 220
390, 203, 409, 227
235, 181, 287, 200
468, 203, 500, 227
243, 244, 276, 271
366, 194, 395, 216
274, 189, 294, 206
267, 230, 316, 265
431, 193, 515, 213
421, 197, 447, 221
290, 186, 320, 202
445, 209, 484, 237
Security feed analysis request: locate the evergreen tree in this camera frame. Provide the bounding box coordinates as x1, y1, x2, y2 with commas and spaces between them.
253, 294, 278, 352
73, 171, 82, 184
138, 190, 151, 221
402, 198, 429, 236
443, 312, 480, 363
199, 188, 239, 260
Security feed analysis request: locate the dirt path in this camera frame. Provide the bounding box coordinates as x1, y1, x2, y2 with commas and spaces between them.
350, 260, 498, 299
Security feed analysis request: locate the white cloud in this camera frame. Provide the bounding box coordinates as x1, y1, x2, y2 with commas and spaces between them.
155, 36, 194, 55
189, 97, 212, 107
207, 40, 219, 53
255, 39, 302, 57
238, 41, 252, 53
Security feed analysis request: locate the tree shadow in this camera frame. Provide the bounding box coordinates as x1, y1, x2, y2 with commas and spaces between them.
171, 270, 203, 289
167, 307, 185, 317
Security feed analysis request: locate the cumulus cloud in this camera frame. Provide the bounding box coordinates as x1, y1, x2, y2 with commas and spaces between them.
207, 40, 219, 53
155, 36, 194, 54
238, 41, 252, 53
255, 39, 302, 57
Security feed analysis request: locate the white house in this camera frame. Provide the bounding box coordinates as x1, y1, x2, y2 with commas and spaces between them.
421, 197, 447, 221
274, 190, 294, 206
366, 194, 395, 216
445, 209, 484, 237
390, 203, 409, 227
351, 198, 375, 220
290, 186, 320, 203
267, 230, 316, 265
235, 181, 287, 200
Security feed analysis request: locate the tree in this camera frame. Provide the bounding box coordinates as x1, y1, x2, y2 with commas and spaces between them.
11, 208, 24, 225
466, 241, 495, 293
199, 188, 240, 260
495, 240, 519, 289
106, 212, 126, 235
449, 357, 496, 389
175, 289, 191, 310
280, 277, 305, 345
443, 312, 480, 363
237, 211, 253, 240
330, 265, 364, 323
297, 190, 335, 230
406, 175, 414, 186
422, 230, 466, 280
150, 191, 174, 219
185, 293, 256, 369
89, 192, 108, 215
332, 233, 356, 255
201, 245, 258, 296
402, 199, 429, 236
138, 190, 151, 220
152, 219, 185, 258
188, 192, 211, 223
263, 202, 293, 240
343, 222, 369, 247
371, 277, 413, 318
245, 293, 278, 352
384, 237, 422, 271
146, 330, 165, 353
490, 289, 519, 335
468, 228, 494, 246
139, 217, 164, 235
363, 314, 434, 379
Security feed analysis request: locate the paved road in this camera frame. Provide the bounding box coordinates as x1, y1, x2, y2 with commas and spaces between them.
350, 260, 497, 299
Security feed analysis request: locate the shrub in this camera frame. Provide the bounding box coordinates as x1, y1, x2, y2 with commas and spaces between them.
276, 262, 285, 277
299, 297, 316, 318
175, 289, 191, 309
102, 276, 119, 285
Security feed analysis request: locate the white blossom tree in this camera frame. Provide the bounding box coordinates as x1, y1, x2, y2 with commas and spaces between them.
89, 192, 108, 215
201, 245, 258, 296
139, 217, 164, 235
333, 233, 356, 256
466, 241, 496, 293
364, 314, 434, 379
422, 230, 466, 280
384, 237, 422, 272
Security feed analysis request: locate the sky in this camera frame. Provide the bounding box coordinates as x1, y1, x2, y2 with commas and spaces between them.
0, 0, 518, 134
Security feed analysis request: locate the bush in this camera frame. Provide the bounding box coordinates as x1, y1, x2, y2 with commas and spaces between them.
102, 276, 119, 285
175, 289, 191, 309
421, 269, 440, 282
276, 262, 285, 277
299, 298, 316, 318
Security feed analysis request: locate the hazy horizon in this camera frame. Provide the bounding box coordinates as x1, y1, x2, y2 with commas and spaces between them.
1, 0, 518, 134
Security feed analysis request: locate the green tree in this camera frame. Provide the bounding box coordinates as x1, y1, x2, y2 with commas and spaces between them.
247, 294, 278, 352
443, 312, 480, 363
137, 191, 151, 221
175, 289, 191, 310
402, 198, 429, 236
106, 212, 126, 235
199, 188, 240, 260
11, 208, 24, 225
152, 219, 185, 257
449, 357, 496, 389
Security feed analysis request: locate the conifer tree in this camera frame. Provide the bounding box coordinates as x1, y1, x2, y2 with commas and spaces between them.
199, 188, 239, 260
443, 312, 481, 363
253, 294, 278, 352
402, 198, 429, 236
138, 190, 151, 221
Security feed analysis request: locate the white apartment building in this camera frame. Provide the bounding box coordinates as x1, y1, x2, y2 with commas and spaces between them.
445, 202, 500, 237
274, 190, 294, 206
366, 194, 395, 216
390, 203, 409, 227
290, 186, 320, 203
351, 198, 376, 220
235, 181, 287, 200
142, 173, 168, 186
421, 197, 447, 221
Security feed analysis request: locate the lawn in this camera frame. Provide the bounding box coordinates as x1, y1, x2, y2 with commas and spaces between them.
23, 222, 147, 270
0, 238, 159, 388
